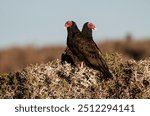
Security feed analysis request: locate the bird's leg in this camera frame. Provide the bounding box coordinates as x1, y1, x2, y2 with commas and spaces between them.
80, 61, 84, 68
77, 61, 84, 68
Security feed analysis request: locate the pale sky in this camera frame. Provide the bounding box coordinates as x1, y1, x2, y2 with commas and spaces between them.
0, 0, 150, 48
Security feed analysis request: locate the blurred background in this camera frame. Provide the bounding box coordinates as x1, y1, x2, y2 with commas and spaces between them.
0, 0, 150, 73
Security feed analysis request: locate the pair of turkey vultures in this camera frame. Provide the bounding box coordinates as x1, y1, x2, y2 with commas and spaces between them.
61, 21, 112, 80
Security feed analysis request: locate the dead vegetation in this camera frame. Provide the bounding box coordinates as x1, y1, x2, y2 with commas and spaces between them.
0, 53, 150, 99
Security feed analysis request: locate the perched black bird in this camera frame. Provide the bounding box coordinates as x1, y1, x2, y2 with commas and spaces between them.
80, 22, 112, 79
61, 21, 81, 66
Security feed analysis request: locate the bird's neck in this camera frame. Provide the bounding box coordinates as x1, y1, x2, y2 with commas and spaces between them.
67, 27, 80, 37
82, 28, 93, 39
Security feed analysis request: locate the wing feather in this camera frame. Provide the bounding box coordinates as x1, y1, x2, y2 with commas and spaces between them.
74, 37, 109, 70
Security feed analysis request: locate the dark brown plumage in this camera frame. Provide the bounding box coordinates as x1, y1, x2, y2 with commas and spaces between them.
66, 21, 84, 61
61, 21, 82, 66
65, 21, 112, 79
61, 47, 79, 66
80, 22, 112, 79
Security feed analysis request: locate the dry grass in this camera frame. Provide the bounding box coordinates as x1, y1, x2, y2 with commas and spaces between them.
0, 39, 149, 73
0, 53, 150, 99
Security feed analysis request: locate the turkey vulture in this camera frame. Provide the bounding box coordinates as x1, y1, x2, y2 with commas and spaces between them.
80, 22, 112, 79
61, 21, 82, 66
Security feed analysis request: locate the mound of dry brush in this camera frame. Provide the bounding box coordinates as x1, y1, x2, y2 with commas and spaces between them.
0, 53, 150, 99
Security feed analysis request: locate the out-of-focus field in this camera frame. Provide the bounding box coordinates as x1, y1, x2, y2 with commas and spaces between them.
0, 37, 150, 73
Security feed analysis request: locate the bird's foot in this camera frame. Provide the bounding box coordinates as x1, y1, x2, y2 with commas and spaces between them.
77, 61, 84, 69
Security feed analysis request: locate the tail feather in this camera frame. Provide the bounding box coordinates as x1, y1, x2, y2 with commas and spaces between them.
100, 68, 113, 80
